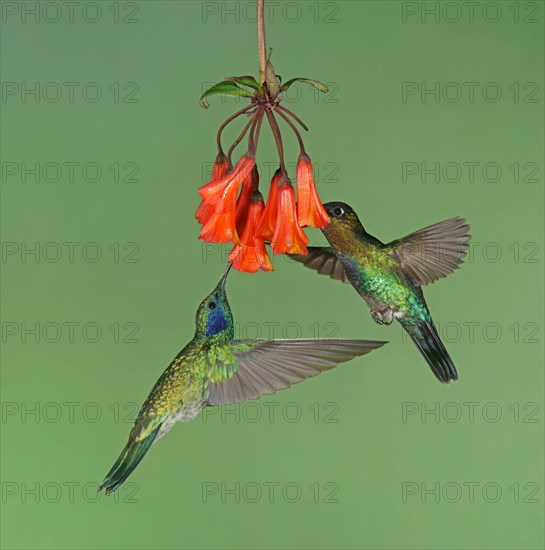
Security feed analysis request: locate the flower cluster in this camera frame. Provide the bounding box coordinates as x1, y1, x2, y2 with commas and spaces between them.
195, 71, 331, 272
196, 152, 329, 272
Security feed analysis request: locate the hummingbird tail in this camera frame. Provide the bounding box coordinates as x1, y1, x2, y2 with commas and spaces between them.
403, 320, 458, 384
99, 426, 161, 495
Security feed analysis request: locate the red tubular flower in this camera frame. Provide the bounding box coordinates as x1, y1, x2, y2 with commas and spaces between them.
199, 182, 240, 243
195, 152, 230, 225
271, 181, 309, 255
198, 154, 253, 202
296, 153, 330, 229
229, 192, 273, 273
235, 165, 258, 235
256, 169, 282, 240
197, 154, 255, 243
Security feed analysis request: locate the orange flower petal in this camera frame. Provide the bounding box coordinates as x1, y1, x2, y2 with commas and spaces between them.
198, 154, 254, 201
229, 239, 273, 272
199, 207, 237, 243
236, 166, 258, 235
256, 169, 282, 240
271, 183, 309, 255
198, 176, 242, 244
195, 201, 215, 225
195, 153, 230, 225
296, 154, 330, 229
230, 193, 273, 272
197, 155, 255, 244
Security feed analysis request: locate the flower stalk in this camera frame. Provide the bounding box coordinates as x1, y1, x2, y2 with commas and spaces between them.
257, 0, 267, 86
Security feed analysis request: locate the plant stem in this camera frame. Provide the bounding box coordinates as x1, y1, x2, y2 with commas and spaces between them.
257, 0, 267, 86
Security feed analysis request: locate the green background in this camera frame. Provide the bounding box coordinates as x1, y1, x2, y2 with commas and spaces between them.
1, 1, 544, 548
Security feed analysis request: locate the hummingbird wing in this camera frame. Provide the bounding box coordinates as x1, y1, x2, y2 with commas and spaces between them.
205, 339, 386, 405
288, 247, 351, 283
387, 217, 470, 285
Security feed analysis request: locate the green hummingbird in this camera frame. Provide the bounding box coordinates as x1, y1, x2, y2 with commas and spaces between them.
99, 264, 386, 494
290, 202, 470, 384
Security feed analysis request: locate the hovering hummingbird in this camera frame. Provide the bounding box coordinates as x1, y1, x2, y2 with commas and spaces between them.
290, 202, 470, 384
99, 264, 386, 494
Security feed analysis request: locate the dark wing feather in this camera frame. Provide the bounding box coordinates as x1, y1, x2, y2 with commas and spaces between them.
206, 339, 386, 405
289, 247, 350, 284
389, 217, 470, 285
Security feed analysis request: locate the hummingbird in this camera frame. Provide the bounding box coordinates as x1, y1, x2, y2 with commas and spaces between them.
99, 264, 387, 494
289, 202, 470, 384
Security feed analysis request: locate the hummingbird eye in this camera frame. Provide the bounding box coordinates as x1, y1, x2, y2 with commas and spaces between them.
208, 299, 217, 310
333, 206, 344, 217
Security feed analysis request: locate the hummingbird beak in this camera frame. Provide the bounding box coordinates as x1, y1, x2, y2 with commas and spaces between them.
217, 262, 232, 291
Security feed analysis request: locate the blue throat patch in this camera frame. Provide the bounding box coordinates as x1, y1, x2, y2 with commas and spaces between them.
206, 308, 228, 336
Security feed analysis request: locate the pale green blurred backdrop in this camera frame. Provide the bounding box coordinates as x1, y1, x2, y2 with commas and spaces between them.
1, 1, 544, 549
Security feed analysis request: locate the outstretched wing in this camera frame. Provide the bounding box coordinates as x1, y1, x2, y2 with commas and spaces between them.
388, 217, 470, 285
288, 247, 351, 283
205, 339, 386, 405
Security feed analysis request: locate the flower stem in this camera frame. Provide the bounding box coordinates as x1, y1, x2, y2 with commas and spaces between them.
216, 104, 255, 154
275, 108, 306, 155
277, 105, 309, 132
257, 0, 267, 86
228, 110, 258, 163
255, 111, 265, 143
248, 108, 265, 157
266, 109, 287, 174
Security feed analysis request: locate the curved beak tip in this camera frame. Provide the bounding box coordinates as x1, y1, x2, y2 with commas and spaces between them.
218, 262, 232, 290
